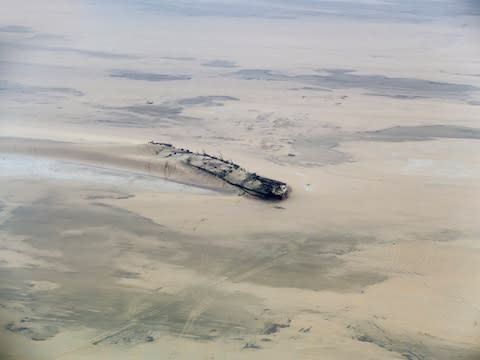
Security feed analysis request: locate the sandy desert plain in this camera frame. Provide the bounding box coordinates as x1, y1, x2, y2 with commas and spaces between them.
1, 1, 480, 359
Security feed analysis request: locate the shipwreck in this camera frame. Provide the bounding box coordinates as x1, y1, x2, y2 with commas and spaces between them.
148, 141, 290, 200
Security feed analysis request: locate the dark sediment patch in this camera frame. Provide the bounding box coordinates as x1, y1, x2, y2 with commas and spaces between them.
0, 200, 264, 343
0, 266, 262, 344
364, 93, 429, 100
2, 199, 166, 248
89, 287, 262, 345
94, 95, 238, 128
246, 262, 386, 292
306, 70, 479, 100
359, 125, 480, 142
228, 68, 479, 101
316, 68, 356, 74
0, 41, 138, 59
44, 47, 136, 59
85, 193, 134, 201
94, 104, 194, 127
112, 270, 141, 279
289, 124, 480, 167
352, 322, 480, 360
412, 228, 463, 242
94, 113, 178, 128
121, 104, 184, 117
289, 86, 332, 92
177, 95, 239, 106
109, 70, 191, 81
160, 56, 195, 61
24, 34, 65, 42
0, 60, 74, 72
0, 25, 33, 33
228, 69, 281, 81
157, 231, 387, 292
0, 194, 386, 347
6, 320, 58, 341
109, 0, 480, 21
0, 80, 84, 97
289, 134, 353, 167
262, 320, 291, 335
201, 60, 238, 68
3, 199, 386, 293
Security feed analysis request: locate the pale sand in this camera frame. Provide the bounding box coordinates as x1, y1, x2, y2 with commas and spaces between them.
1, 1, 480, 359
0, 136, 479, 359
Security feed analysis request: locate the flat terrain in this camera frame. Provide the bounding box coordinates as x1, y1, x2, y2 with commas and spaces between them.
0, 1, 480, 359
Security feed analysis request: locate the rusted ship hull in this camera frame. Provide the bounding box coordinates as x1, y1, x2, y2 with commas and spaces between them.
149, 141, 289, 200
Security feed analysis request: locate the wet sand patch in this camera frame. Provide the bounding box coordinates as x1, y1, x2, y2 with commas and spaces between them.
177, 96, 239, 106
228, 68, 479, 101
286, 124, 480, 167
0, 197, 267, 344
0, 191, 390, 347
288, 135, 353, 166
149, 232, 388, 292
109, 70, 192, 82
201, 60, 238, 68
351, 321, 480, 360
360, 125, 480, 142
3, 197, 387, 293
0, 155, 212, 194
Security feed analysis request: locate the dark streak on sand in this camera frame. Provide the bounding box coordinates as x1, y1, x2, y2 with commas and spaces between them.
289, 86, 332, 92
0, 25, 33, 33
160, 56, 196, 61
158, 231, 387, 292
0, 41, 139, 59
359, 125, 480, 142
288, 125, 480, 167
94, 104, 194, 128
364, 93, 429, 100
85, 193, 135, 201
412, 228, 463, 243
110, 70, 192, 81
228, 68, 479, 101
352, 322, 480, 360
95, 112, 188, 128
113, 0, 480, 21
122, 104, 185, 117
95, 94, 238, 127
177, 95, 239, 106
201, 60, 238, 68
0, 80, 84, 97
113, 270, 141, 279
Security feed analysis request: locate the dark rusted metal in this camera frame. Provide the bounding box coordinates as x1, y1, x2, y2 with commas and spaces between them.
149, 141, 289, 200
